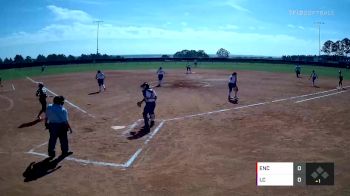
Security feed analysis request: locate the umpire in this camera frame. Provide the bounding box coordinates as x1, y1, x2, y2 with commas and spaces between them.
45, 96, 72, 158
137, 82, 157, 132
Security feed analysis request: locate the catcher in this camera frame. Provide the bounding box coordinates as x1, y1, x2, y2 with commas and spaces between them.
137, 82, 157, 132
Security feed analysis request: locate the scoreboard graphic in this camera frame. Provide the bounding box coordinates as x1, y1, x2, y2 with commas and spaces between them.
256, 162, 334, 186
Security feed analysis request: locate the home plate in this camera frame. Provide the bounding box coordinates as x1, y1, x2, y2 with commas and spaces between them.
111, 126, 126, 130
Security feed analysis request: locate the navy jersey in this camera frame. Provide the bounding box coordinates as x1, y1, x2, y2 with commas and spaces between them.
143, 88, 157, 103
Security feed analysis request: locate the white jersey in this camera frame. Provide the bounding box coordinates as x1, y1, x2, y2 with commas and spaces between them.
157, 70, 165, 75
229, 75, 237, 84
96, 72, 105, 80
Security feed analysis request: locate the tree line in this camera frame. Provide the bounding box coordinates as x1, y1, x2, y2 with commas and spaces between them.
0, 53, 125, 66
322, 38, 350, 56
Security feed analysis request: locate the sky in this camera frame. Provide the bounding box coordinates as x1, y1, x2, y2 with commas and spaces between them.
0, 0, 349, 59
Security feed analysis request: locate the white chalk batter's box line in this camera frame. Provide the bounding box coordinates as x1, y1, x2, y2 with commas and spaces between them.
26, 83, 349, 169
27, 121, 165, 169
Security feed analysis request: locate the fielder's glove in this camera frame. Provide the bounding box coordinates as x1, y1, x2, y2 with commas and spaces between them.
137, 101, 142, 107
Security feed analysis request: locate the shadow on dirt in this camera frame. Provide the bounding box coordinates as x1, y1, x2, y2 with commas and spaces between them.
127, 127, 150, 140
18, 118, 42, 128
88, 91, 100, 95
23, 153, 73, 182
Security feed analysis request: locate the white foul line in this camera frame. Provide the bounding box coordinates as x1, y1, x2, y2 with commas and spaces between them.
295, 90, 346, 103
164, 86, 349, 122
26, 77, 95, 118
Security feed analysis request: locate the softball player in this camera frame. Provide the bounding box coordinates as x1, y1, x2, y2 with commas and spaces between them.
137, 82, 157, 132
36, 83, 48, 119
156, 67, 165, 87
295, 65, 301, 78
96, 70, 106, 92
339, 70, 343, 89
228, 72, 238, 101
309, 70, 318, 87
186, 63, 192, 74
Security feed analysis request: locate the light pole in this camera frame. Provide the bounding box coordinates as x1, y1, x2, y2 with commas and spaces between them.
315, 21, 324, 57
94, 20, 104, 55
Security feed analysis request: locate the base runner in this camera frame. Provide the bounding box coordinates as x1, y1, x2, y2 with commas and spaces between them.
96, 70, 106, 92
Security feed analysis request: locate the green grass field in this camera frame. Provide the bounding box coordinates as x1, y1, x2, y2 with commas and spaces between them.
0, 62, 349, 81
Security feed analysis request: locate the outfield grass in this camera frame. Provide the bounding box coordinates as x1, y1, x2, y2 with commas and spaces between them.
0, 62, 349, 81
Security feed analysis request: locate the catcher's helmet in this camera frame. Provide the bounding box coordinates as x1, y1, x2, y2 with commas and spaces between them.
140, 82, 150, 89
38, 82, 44, 88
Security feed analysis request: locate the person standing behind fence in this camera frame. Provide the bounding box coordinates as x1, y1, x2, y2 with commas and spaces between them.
96, 70, 106, 92
45, 96, 73, 158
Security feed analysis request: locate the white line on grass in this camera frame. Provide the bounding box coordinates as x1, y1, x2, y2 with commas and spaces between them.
26, 77, 95, 118
295, 90, 346, 103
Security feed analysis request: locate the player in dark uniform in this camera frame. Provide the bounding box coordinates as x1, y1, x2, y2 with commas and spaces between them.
36, 83, 48, 119
295, 65, 301, 78
338, 70, 343, 89
186, 63, 192, 74
137, 82, 157, 132
309, 70, 318, 87
41, 65, 46, 72
156, 67, 165, 87
228, 72, 238, 103
194, 59, 198, 67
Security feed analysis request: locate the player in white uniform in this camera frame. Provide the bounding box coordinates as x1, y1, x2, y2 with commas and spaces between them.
228, 72, 238, 101
95, 70, 106, 92
156, 67, 165, 87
